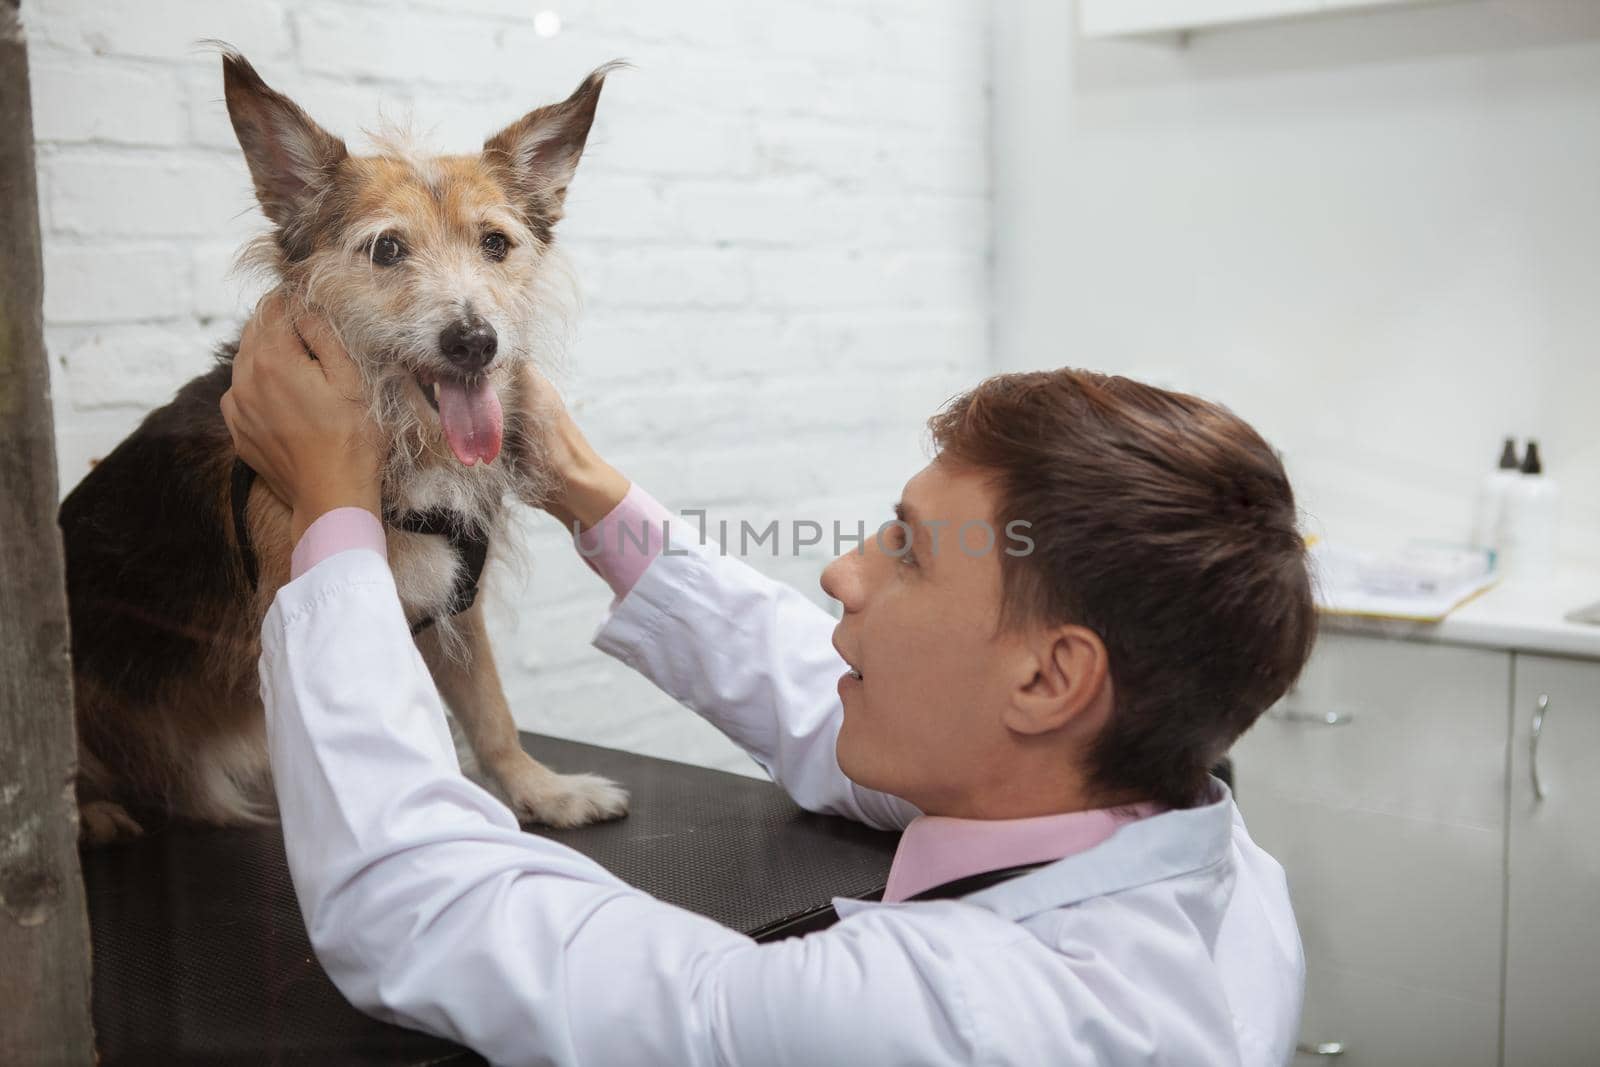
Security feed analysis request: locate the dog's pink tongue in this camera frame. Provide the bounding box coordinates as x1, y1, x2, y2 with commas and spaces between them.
435, 378, 503, 466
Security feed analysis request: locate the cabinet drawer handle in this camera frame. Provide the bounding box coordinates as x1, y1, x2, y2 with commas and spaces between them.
1270, 707, 1353, 727
1531, 693, 1550, 802
1296, 1041, 1346, 1056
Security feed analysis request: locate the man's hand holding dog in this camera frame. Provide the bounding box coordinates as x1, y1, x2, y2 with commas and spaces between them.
222, 292, 383, 546
518, 364, 630, 533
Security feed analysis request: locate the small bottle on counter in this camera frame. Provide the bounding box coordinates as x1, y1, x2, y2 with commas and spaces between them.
1471, 437, 1522, 560
1501, 440, 1560, 579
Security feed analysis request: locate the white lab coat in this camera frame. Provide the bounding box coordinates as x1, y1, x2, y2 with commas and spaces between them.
260, 539, 1305, 1067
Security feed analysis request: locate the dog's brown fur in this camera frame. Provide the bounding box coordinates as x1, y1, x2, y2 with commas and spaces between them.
60, 52, 629, 844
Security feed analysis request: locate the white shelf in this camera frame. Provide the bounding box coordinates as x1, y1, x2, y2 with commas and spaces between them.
1079, 0, 1467, 40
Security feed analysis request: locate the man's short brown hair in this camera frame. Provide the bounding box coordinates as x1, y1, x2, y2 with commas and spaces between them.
928, 369, 1316, 809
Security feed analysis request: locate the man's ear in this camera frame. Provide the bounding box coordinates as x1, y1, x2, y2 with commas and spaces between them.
1003, 624, 1114, 738
483, 61, 621, 232
222, 51, 347, 228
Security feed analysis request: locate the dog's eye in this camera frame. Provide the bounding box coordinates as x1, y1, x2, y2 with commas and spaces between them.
371, 234, 405, 267
481, 231, 510, 262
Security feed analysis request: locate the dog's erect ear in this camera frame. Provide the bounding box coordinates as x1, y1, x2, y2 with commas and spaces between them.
222, 52, 347, 226
483, 61, 621, 230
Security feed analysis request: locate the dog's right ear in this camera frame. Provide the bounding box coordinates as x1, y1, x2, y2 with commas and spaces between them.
222, 52, 347, 226
482, 61, 623, 232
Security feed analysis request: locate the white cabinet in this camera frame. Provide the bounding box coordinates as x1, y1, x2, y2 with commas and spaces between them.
1504, 654, 1600, 1066
1232, 632, 1509, 1066
1234, 633, 1600, 1066
1078, 0, 1468, 40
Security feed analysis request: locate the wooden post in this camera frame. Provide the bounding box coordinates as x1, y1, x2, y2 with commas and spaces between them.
0, 2, 97, 1064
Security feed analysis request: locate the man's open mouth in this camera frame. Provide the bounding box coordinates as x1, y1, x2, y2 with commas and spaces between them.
832, 635, 864, 681
415, 370, 504, 468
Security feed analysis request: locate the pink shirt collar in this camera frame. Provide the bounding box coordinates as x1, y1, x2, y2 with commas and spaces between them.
882, 803, 1162, 903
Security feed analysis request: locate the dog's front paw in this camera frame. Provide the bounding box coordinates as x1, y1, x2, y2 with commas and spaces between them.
495, 759, 630, 829
80, 800, 145, 845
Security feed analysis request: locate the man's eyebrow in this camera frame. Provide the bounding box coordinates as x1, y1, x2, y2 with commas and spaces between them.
893, 500, 934, 558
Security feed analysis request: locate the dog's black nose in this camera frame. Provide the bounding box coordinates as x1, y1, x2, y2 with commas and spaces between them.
439, 314, 498, 372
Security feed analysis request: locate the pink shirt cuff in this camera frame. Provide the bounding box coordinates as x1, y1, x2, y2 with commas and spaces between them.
290, 507, 388, 580
575, 484, 676, 599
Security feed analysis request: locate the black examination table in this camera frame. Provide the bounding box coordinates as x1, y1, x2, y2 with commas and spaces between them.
81, 733, 900, 1066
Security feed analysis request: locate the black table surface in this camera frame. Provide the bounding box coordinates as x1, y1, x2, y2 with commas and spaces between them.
82, 732, 900, 1066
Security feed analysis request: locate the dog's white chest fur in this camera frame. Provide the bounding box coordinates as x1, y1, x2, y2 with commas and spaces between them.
388, 530, 464, 622
385, 467, 488, 624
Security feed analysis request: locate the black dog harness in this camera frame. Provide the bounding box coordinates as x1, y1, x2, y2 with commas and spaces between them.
230, 458, 489, 635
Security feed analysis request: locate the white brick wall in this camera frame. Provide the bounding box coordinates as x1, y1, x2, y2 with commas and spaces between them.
25, 0, 991, 775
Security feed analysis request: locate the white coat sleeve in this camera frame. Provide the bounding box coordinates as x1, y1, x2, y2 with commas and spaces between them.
591, 541, 920, 831
258, 549, 1014, 1067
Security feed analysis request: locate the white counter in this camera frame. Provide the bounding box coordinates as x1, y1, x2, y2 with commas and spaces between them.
1320, 570, 1600, 660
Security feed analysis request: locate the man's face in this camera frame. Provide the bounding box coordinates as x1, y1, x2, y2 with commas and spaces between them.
821, 459, 1023, 815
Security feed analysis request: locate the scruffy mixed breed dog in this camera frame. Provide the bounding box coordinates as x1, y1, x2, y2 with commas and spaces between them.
59, 52, 629, 844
